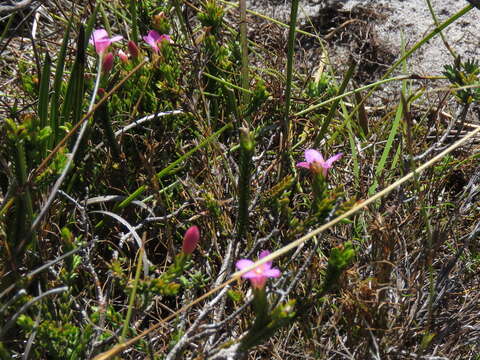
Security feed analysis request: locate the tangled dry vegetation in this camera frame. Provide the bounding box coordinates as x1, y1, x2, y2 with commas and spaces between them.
1, 0, 480, 359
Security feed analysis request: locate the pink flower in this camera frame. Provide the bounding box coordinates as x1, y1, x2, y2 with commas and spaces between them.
182, 226, 200, 254
89, 29, 123, 55
142, 30, 172, 53
296, 149, 343, 177
102, 52, 115, 73
236, 251, 281, 289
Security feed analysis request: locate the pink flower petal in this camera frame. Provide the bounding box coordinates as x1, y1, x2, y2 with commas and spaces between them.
305, 149, 324, 165
143, 34, 159, 52
143, 35, 154, 46
236, 259, 254, 271
90, 29, 123, 55
143, 31, 172, 53
236, 250, 281, 289
158, 34, 172, 43
264, 268, 281, 278
147, 30, 162, 42
110, 35, 123, 42
242, 271, 260, 279
94, 39, 111, 55
259, 250, 270, 259
259, 250, 272, 267
90, 29, 108, 44
325, 153, 343, 167
296, 162, 310, 169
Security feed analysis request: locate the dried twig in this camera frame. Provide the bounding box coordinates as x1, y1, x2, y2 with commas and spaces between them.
0, 0, 36, 15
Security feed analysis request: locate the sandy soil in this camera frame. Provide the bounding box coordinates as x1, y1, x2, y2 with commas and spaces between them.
247, 0, 480, 76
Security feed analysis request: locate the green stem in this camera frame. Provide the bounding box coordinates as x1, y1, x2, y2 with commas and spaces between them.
313, 60, 355, 147
252, 287, 269, 327
239, 287, 270, 351
237, 128, 254, 247
50, 22, 71, 147
204, 72, 253, 94
121, 247, 143, 341
173, 0, 193, 45
0, 13, 14, 44
239, 0, 249, 106
425, 0, 457, 58
12, 140, 36, 256
283, 0, 300, 148
128, 0, 139, 43
94, 93, 123, 165
99, 2, 112, 35
38, 52, 51, 159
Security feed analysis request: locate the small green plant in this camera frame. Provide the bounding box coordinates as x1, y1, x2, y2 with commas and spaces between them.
197, 0, 224, 34
443, 57, 480, 104
305, 72, 337, 99
321, 242, 356, 294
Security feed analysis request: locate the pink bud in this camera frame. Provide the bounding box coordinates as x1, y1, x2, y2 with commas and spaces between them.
118, 49, 129, 63
102, 52, 115, 73
128, 40, 140, 59
182, 226, 200, 254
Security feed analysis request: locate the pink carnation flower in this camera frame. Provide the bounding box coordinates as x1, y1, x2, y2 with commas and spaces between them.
143, 30, 172, 53
89, 29, 123, 55
296, 149, 343, 177
236, 250, 281, 289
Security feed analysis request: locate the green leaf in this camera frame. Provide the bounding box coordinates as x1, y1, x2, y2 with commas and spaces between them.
38, 52, 52, 132
50, 21, 72, 145
60, 26, 86, 135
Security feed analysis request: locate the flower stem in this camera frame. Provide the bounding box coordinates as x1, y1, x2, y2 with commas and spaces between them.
239, 0, 249, 107
282, 0, 300, 149
128, 0, 139, 44
237, 128, 254, 247
313, 59, 355, 148
121, 246, 144, 342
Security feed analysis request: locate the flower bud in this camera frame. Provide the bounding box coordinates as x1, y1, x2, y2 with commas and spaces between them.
127, 40, 140, 59
182, 226, 200, 254
118, 49, 129, 63
102, 52, 114, 73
